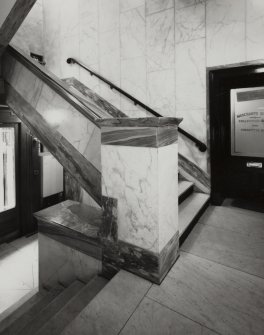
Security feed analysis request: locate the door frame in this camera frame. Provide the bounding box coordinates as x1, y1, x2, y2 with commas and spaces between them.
208, 61, 264, 204
0, 108, 40, 242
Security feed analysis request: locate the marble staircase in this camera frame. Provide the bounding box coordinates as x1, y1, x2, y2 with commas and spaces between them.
0, 276, 108, 335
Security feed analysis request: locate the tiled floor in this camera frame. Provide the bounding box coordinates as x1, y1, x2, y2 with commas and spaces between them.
0, 234, 38, 316
120, 205, 264, 335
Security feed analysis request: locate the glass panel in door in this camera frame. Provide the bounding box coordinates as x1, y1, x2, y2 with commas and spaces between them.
0, 127, 16, 213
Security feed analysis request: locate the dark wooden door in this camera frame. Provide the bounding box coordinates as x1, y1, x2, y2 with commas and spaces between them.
209, 64, 264, 205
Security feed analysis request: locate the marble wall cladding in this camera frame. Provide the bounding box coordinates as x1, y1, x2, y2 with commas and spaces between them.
175, 3, 205, 43
175, 38, 206, 111
146, 0, 174, 15
206, 0, 246, 67
246, 0, 264, 60
148, 69, 175, 117
146, 8, 174, 72
11, 0, 44, 56
120, 6, 145, 60
39, 233, 101, 289
30, 0, 264, 175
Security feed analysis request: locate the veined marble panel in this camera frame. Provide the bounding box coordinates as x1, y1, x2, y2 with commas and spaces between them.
39, 233, 101, 289
146, 0, 174, 15
175, 0, 204, 10
11, 0, 44, 55
206, 0, 246, 67
60, 0, 79, 38
147, 69, 175, 116
158, 143, 178, 251
101, 145, 159, 252
42, 0, 62, 77
120, 0, 145, 12
34, 84, 101, 170
120, 57, 148, 117
175, 3, 205, 44
246, 0, 264, 61
146, 8, 175, 72
120, 6, 145, 59
79, 0, 99, 66
99, 0, 119, 33
99, 28, 121, 109
175, 38, 206, 111
60, 34, 80, 79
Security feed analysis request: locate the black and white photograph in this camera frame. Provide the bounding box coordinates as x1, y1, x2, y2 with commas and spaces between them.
0, 0, 263, 334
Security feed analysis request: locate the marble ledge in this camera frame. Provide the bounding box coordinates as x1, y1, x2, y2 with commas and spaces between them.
34, 200, 102, 239
98, 117, 183, 128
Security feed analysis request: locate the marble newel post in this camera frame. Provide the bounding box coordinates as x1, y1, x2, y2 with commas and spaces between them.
98, 117, 182, 284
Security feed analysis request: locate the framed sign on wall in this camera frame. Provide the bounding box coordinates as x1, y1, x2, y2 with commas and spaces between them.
231, 87, 264, 158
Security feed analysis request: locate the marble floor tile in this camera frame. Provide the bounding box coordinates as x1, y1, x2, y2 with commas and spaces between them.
198, 206, 264, 238
181, 206, 264, 278
148, 252, 264, 335
120, 296, 214, 335
182, 223, 264, 279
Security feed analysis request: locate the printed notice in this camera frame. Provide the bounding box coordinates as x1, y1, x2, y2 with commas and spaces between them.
231, 87, 264, 157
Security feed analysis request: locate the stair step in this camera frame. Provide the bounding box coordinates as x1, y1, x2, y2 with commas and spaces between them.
179, 192, 210, 244
178, 180, 194, 204
36, 276, 109, 335
0, 288, 39, 331
17, 280, 85, 335
0, 286, 64, 335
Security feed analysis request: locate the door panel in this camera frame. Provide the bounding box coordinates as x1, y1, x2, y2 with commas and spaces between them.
209, 65, 264, 204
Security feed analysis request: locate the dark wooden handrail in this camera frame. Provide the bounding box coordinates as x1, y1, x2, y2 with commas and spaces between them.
67, 57, 207, 152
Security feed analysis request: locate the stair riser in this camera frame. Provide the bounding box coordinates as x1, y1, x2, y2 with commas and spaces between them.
179, 185, 194, 205
179, 198, 210, 246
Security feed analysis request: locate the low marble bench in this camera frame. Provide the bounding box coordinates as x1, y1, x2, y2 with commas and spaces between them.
34, 200, 103, 289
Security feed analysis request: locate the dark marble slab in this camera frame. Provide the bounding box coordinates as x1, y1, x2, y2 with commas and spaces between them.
64, 77, 127, 119
101, 126, 178, 148
98, 117, 183, 128
6, 84, 102, 205
34, 200, 102, 234
179, 153, 210, 194
102, 232, 179, 284
64, 170, 82, 202
0, 0, 37, 55
100, 196, 118, 242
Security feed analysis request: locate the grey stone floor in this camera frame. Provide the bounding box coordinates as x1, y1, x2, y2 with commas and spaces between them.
120, 205, 264, 335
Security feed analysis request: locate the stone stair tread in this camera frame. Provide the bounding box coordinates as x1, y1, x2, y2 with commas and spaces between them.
36, 276, 109, 335
17, 280, 85, 335
61, 271, 152, 335
0, 286, 64, 335
179, 192, 210, 237
178, 180, 194, 198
